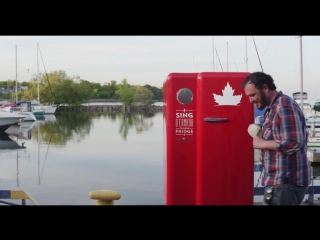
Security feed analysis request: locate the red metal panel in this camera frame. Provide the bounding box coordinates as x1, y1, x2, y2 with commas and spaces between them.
195, 72, 253, 205
164, 73, 198, 205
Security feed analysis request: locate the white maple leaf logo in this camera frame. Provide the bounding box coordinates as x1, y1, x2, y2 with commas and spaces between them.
213, 82, 242, 105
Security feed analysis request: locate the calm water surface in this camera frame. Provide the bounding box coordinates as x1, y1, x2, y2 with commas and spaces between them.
0, 111, 164, 205
0, 106, 318, 205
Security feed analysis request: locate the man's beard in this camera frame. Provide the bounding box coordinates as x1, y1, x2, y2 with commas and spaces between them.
257, 90, 268, 110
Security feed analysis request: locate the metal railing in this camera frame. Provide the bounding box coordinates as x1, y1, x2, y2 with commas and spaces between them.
0, 190, 39, 205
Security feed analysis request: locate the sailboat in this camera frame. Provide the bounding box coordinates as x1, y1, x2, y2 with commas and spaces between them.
31, 43, 45, 117
2, 46, 37, 122
294, 37, 320, 148
32, 43, 57, 115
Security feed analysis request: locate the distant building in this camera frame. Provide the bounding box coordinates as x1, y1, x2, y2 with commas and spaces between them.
0, 85, 28, 93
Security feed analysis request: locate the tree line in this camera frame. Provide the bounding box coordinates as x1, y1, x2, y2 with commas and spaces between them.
0, 70, 163, 106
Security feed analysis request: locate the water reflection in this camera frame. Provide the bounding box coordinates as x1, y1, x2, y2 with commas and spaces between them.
5, 121, 36, 140
28, 112, 158, 145
0, 111, 164, 205
32, 112, 94, 147
4, 112, 158, 185
117, 112, 155, 140
0, 132, 28, 188
0, 132, 27, 150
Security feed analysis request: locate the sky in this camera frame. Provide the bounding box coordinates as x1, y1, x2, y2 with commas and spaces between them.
0, 35, 320, 102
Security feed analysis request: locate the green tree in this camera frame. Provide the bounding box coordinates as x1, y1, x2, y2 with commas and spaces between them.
29, 70, 93, 106
115, 78, 134, 106
91, 82, 102, 99
22, 90, 33, 100
20, 81, 30, 87
144, 84, 163, 101
78, 79, 94, 102
97, 91, 110, 98
105, 80, 118, 99
134, 85, 154, 106
6, 80, 15, 86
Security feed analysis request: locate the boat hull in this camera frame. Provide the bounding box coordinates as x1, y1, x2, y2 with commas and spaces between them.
33, 109, 45, 116
33, 105, 57, 114
1, 104, 36, 121
19, 112, 36, 121
313, 105, 320, 112
0, 112, 26, 132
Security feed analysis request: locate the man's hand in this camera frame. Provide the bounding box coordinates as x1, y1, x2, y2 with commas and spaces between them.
253, 136, 266, 149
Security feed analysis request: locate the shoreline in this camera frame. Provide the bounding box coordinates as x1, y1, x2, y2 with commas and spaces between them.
85, 99, 163, 103
57, 104, 163, 112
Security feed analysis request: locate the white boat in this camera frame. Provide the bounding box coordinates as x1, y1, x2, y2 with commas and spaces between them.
2, 46, 37, 122
0, 104, 36, 121
0, 102, 36, 120
308, 138, 320, 147
27, 100, 45, 116
0, 111, 26, 132
306, 115, 320, 128
308, 135, 320, 148
292, 91, 320, 130
18, 112, 36, 121
291, 37, 320, 149
33, 104, 57, 114
15, 101, 37, 121
292, 92, 314, 116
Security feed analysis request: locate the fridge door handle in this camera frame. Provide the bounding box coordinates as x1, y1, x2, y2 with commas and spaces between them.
204, 118, 228, 122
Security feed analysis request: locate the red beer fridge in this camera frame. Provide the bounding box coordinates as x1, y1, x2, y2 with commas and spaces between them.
164, 72, 254, 205
164, 73, 198, 205
195, 72, 253, 205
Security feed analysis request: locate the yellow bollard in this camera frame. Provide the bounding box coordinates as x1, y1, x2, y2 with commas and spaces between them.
89, 190, 121, 205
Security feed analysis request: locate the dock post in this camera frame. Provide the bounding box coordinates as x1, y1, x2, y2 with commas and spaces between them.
89, 190, 121, 205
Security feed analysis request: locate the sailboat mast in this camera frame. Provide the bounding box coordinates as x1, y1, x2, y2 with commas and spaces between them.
17, 152, 19, 187
227, 42, 229, 72
38, 123, 40, 185
192, 58, 195, 72
212, 36, 215, 71
215, 47, 218, 71
245, 36, 248, 71
299, 36, 303, 109
37, 43, 40, 104
15, 45, 18, 103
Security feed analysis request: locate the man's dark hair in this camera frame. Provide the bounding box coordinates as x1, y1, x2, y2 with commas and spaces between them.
242, 71, 277, 90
